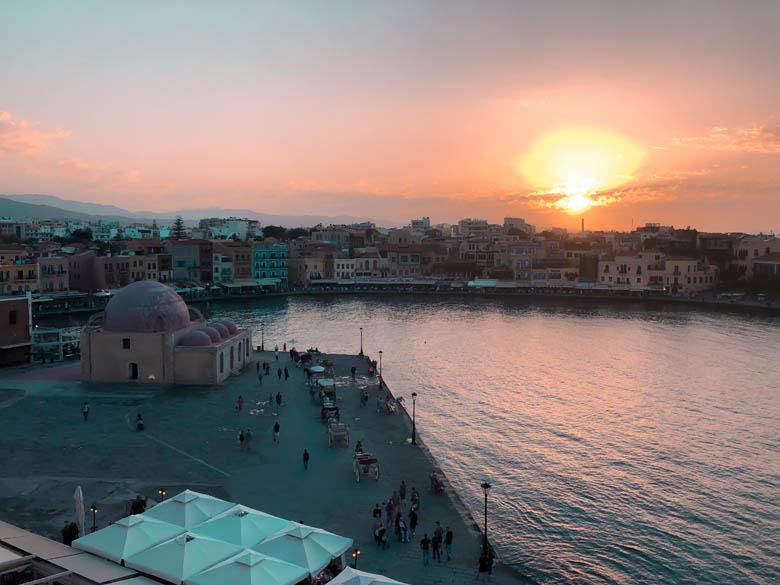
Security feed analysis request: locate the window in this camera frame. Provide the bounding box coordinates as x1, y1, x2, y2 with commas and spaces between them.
122, 338, 131, 349
230, 346, 234, 369
9, 310, 17, 325
220, 352, 224, 373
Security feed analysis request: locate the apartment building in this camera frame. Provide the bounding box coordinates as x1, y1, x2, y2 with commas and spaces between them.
37, 256, 69, 293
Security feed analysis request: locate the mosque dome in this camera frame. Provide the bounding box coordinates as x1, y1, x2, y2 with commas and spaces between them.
178, 330, 213, 346
199, 326, 222, 343
103, 281, 191, 333
211, 322, 230, 338
215, 320, 239, 335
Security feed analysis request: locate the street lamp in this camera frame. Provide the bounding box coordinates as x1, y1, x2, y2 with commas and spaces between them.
411, 392, 418, 445
261, 323, 265, 351
359, 327, 363, 357
89, 504, 98, 532
157, 488, 167, 502
479, 482, 492, 572
351, 548, 361, 568
378, 350, 383, 377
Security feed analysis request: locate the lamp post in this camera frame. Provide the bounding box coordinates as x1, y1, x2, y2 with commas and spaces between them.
157, 488, 166, 502
480, 482, 491, 571
351, 548, 361, 568
89, 504, 98, 532
261, 323, 265, 351
411, 392, 418, 445
359, 327, 363, 356
378, 350, 383, 377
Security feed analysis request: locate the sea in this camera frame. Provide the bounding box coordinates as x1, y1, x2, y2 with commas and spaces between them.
47, 295, 780, 584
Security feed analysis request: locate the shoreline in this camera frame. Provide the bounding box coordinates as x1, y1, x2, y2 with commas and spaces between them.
32, 287, 780, 321
0, 352, 529, 585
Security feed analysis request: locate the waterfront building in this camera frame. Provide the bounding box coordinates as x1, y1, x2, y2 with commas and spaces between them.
598, 251, 665, 288
752, 253, 780, 285
662, 257, 719, 294
0, 246, 39, 296
334, 258, 356, 279
0, 294, 31, 366
165, 239, 213, 284
213, 250, 234, 283
506, 241, 536, 281
36, 255, 69, 293
81, 280, 250, 384
252, 241, 289, 287
213, 240, 252, 282
733, 235, 780, 279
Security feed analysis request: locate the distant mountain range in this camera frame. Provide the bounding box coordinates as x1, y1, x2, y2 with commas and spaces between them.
0, 194, 382, 228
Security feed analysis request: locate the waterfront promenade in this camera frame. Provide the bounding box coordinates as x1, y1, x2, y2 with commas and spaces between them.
0, 351, 527, 584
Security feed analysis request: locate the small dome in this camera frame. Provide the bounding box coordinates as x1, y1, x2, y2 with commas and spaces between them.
104, 281, 190, 333
211, 323, 230, 338
199, 326, 221, 343
215, 320, 239, 335
178, 330, 212, 346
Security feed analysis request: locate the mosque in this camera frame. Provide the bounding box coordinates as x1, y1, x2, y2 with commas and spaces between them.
80, 281, 252, 384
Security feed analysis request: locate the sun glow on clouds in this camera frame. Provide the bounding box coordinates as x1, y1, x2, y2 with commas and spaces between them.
519, 127, 644, 213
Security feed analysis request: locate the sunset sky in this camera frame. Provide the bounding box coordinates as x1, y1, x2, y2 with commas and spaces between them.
1, 1, 779, 231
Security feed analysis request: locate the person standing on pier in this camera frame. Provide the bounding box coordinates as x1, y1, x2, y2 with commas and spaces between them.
420, 534, 430, 566
351, 366, 356, 380
303, 448, 309, 470
277, 368, 282, 381
284, 367, 289, 381
409, 508, 418, 537
399, 480, 407, 502
445, 527, 453, 560
238, 429, 245, 451
81, 402, 90, 421
245, 428, 253, 451
273, 421, 280, 443
274, 344, 279, 360
276, 392, 282, 406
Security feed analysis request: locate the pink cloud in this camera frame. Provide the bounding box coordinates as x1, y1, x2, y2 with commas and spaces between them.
673, 125, 780, 153
0, 110, 71, 157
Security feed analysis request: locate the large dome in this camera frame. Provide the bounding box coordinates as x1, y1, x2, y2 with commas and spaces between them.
103, 281, 191, 333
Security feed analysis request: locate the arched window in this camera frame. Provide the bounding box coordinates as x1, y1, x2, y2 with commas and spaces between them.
230, 346, 234, 369
220, 352, 224, 373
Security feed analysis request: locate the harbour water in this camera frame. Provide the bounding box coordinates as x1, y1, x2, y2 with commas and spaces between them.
46, 295, 780, 584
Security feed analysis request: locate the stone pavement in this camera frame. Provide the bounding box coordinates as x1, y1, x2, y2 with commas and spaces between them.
0, 351, 527, 584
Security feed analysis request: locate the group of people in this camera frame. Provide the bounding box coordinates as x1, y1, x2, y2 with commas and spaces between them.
372, 480, 430, 550
256, 361, 290, 385
420, 522, 454, 565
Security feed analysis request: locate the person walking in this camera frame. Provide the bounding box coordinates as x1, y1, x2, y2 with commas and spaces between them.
277, 368, 282, 381
284, 367, 289, 381
276, 392, 282, 406
245, 428, 254, 451
274, 344, 279, 360
273, 421, 280, 443
238, 429, 245, 451
373, 504, 382, 520
283, 342, 286, 351
81, 402, 90, 421
445, 527, 453, 560
399, 480, 407, 502
256, 361, 260, 375
409, 508, 418, 537
258, 371, 263, 385
420, 534, 430, 566
351, 366, 356, 380
391, 490, 400, 511
411, 487, 420, 511
303, 449, 310, 470
385, 500, 394, 526
432, 521, 443, 563
236, 395, 244, 411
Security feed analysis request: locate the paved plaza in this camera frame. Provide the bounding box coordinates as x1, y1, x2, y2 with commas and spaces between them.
0, 351, 526, 584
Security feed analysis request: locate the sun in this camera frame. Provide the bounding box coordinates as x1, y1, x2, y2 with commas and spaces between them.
518, 127, 644, 213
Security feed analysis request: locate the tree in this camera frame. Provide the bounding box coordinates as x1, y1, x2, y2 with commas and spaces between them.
262, 225, 286, 240
66, 228, 93, 244
172, 215, 186, 239
285, 228, 310, 240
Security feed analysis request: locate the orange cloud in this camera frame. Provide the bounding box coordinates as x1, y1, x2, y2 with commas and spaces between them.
0, 110, 71, 157
674, 125, 780, 153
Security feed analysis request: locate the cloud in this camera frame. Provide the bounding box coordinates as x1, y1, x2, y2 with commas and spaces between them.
673, 125, 780, 153
0, 110, 71, 157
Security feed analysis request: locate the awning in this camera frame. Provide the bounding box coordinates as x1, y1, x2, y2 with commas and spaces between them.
143, 490, 235, 529
467, 280, 497, 287
255, 278, 281, 286
252, 524, 352, 578
191, 505, 292, 547
317, 378, 335, 387
32, 296, 55, 303
184, 550, 307, 585
329, 567, 410, 585
74, 515, 185, 563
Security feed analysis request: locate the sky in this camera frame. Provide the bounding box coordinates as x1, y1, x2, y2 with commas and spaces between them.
1, 0, 779, 231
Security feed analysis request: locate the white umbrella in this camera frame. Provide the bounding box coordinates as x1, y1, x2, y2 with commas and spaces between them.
317, 378, 335, 387
309, 366, 325, 374
143, 490, 234, 529
253, 524, 353, 577
125, 533, 242, 585
185, 550, 308, 585
191, 505, 293, 547
73, 514, 185, 563
329, 567, 410, 585
74, 486, 85, 537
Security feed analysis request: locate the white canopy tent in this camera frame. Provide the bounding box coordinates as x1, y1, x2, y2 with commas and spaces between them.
143, 490, 234, 529
317, 378, 335, 387
309, 366, 325, 374
125, 533, 242, 585
252, 524, 352, 578
73, 514, 185, 563
191, 505, 293, 548
184, 550, 308, 585
329, 567, 410, 585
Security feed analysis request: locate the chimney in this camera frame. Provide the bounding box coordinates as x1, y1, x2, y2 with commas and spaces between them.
581, 218, 584, 233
